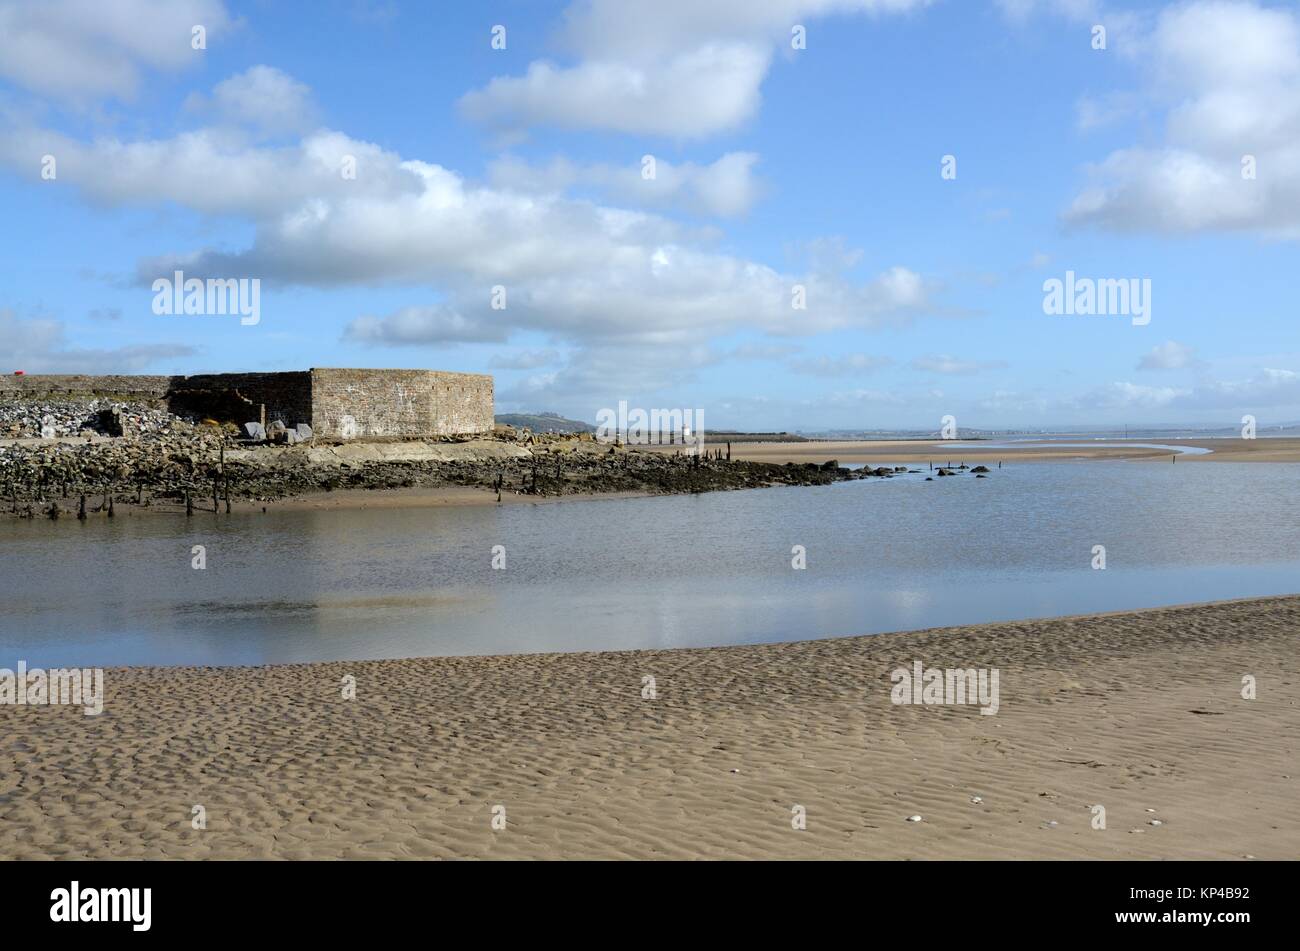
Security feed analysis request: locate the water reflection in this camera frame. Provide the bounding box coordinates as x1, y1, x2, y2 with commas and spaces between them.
1, 462, 1297, 667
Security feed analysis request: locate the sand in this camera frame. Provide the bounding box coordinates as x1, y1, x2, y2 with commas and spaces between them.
2, 595, 1296, 860
701, 437, 1300, 465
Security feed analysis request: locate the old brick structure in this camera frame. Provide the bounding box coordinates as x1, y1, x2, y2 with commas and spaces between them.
0, 368, 494, 438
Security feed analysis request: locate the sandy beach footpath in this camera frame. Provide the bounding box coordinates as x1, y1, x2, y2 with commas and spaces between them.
2, 595, 1296, 860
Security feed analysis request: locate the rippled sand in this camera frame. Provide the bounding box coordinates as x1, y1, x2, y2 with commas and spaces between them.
2, 595, 1296, 859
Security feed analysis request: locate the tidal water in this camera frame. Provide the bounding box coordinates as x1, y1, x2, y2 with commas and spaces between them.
1, 461, 1297, 667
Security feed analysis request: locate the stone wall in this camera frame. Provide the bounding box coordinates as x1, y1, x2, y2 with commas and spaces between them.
0, 374, 174, 402
428, 370, 495, 436
0, 368, 494, 437
310, 368, 493, 438
172, 372, 312, 428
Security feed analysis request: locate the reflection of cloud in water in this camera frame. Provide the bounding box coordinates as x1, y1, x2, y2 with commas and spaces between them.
885, 589, 931, 619
6, 461, 1300, 666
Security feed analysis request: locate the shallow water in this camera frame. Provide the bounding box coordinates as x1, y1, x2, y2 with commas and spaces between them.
1, 461, 1297, 667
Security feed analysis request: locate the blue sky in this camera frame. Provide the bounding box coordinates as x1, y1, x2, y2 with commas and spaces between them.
2, 0, 1298, 430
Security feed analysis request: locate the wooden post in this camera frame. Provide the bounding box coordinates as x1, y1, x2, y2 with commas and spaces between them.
78, 494, 87, 520
185, 491, 193, 516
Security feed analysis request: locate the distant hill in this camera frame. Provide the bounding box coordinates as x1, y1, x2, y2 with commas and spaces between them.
495, 412, 596, 433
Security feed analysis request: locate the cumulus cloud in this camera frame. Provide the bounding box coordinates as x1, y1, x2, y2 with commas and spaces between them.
459, 0, 932, 139
0, 124, 417, 217
0, 69, 938, 395
186, 65, 318, 136
1064, 1, 1300, 237
488, 151, 763, 218
0, 0, 235, 102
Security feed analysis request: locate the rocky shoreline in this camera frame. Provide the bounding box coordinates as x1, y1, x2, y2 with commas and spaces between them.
0, 399, 916, 518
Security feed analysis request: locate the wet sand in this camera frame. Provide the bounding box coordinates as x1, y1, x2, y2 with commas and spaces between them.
716, 437, 1300, 464
2, 595, 1295, 859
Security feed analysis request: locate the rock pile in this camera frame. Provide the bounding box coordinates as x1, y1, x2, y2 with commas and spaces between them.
0, 398, 186, 439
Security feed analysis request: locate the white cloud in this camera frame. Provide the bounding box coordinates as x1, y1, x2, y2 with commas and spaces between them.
0, 309, 196, 373
489, 349, 562, 370
788, 353, 891, 376
343, 306, 509, 346
1137, 339, 1195, 370
1065, 1, 1300, 237
7, 140, 927, 345
488, 151, 763, 217
462, 43, 772, 140
0, 124, 419, 217
911, 354, 1008, 375
0, 71, 939, 396
187, 65, 318, 136
1071, 368, 1300, 413
0, 0, 235, 101
459, 0, 932, 139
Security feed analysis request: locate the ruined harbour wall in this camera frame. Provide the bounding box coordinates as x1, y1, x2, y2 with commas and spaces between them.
173, 372, 313, 429
1, 369, 494, 437
0, 374, 174, 403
